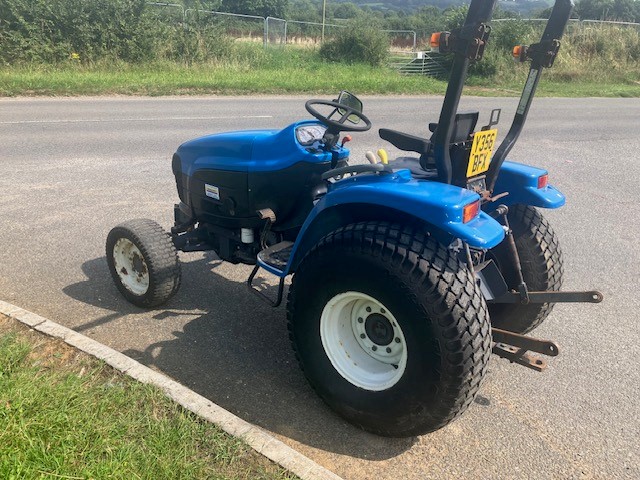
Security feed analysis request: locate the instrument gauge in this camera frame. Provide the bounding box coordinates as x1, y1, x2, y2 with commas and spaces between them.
296, 125, 327, 146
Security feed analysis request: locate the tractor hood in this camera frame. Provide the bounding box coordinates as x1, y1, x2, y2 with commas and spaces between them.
176, 130, 278, 176
174, 122, 344, 177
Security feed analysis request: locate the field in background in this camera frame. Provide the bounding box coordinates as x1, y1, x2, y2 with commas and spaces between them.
1, 0, 638, 97
1, 31, 638, 98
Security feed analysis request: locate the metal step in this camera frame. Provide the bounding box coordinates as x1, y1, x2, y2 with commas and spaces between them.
248, 241, 294, 307
256, 241, 294, 277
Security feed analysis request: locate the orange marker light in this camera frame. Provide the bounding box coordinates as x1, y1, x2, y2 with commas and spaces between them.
512, 45, 522, 59
463, 200, 480, 224
537, 174, 549, 189
430, 32, 441, 49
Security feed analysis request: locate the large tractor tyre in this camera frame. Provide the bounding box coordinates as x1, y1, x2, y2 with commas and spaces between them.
488, 204, 564, 334
286, 222, 491, 437
106, 219, 181, 308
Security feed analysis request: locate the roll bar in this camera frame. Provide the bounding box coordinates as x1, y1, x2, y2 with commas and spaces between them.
486, 0, 574, 191
429, 0, 574, 188
429, 0, 497, 183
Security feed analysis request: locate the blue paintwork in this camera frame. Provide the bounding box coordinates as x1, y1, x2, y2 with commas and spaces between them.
282, 169, 506, 275
257, 257, 287, 277
175, 120, 349, 175
491, 161, 566, 210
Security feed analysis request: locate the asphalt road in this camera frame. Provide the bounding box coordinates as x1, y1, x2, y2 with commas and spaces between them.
1, 96, 638, 480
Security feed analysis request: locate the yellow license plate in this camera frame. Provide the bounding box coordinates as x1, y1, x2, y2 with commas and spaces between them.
466, 128, 498, 178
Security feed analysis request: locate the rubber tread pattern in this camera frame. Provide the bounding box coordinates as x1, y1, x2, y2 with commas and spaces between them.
106, 219, 181, 308
287, 221, 491, 437
489, 204, 564, 334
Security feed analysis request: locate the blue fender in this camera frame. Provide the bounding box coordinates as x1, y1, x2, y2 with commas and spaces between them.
491, 161, 565, 210
284, 169, 505, 274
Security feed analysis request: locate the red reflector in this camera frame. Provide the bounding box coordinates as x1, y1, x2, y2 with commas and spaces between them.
537, 174, 548, 189
463, 200, 480, 224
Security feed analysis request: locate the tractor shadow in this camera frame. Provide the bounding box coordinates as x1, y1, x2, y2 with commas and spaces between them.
63, 254, 415, 460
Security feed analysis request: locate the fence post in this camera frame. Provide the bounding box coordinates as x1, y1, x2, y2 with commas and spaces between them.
264, 17, 268, 48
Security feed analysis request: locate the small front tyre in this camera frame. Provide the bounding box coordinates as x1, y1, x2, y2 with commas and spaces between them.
106, 219, 181, 308
287, 222, 491, 437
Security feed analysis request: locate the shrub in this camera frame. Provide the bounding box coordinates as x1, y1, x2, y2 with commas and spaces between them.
0, 0, 234, 64
320, 19, 390, 66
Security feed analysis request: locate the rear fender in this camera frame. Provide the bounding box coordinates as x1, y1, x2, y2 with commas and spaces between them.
490, 161, 565, 210
285, 170, 505, 274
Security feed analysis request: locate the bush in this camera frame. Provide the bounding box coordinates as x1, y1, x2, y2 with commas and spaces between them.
0, 0, 234, 65
320, 19, 390, 66
0, 0, 162, 63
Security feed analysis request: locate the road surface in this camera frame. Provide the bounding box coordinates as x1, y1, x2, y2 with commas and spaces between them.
1, 96, 638, 479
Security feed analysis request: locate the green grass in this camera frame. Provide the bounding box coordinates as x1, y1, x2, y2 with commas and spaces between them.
0, 44, 638, 98
1, 59, 638, 98
0, 57, 444, 97
0, 317, 297, 480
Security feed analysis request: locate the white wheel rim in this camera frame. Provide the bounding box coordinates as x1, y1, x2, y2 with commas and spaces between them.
320, 292, 408, 391
112, 238, 150, 296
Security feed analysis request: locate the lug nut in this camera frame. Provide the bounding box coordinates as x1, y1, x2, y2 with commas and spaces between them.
360, 333, 366, 339
358, 317, 363, 323
386, 347, 392, 353
395, 337, 401, 343
380, 308, 386, 314
366, 306, 372, 312
372, 346, 377, 351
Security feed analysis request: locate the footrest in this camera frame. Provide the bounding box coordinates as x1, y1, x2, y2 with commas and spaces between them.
257, 241, 293, 276
248, 241, 293, 308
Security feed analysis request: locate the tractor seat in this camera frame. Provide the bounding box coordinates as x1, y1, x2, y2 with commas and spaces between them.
379, 128, 437, 179
389, 156, 438, 180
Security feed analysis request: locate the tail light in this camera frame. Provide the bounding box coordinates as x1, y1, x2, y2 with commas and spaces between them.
463, 200, 480, 224
537, 174, 549, 189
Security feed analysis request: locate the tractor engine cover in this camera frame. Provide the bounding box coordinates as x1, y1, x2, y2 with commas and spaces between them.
172, 122, 349, 231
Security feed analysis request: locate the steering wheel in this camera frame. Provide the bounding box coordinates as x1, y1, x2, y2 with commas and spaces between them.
305, 100, 372, 133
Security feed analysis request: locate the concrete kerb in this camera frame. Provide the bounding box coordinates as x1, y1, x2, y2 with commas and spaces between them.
0, 301, 344, 480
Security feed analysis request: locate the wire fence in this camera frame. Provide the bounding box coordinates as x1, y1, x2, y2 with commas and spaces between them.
146, 4, 418, 50
145, 4, 640, 51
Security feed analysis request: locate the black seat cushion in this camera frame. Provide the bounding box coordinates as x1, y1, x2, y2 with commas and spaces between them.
389, 156, 438, 180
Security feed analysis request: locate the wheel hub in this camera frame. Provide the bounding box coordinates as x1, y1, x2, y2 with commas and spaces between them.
112, 238, 150, 296
320, 292, 408, 391
365, 314, 394, 346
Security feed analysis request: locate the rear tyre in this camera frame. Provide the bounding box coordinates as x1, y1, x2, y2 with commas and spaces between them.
106, 219, 181, 308
287, 222, 491, 437
488, 205, 564, 334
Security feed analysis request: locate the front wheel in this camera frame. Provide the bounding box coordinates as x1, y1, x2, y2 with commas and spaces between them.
287, 222, 491, 437
106, 219, 181, 308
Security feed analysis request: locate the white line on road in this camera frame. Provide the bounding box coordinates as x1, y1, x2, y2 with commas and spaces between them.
0, 115, 274, 125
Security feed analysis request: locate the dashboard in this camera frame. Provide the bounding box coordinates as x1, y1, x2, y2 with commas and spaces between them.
295, 124, 327, 148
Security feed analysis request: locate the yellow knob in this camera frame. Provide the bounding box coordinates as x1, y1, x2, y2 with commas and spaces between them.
377, 149, 389, 165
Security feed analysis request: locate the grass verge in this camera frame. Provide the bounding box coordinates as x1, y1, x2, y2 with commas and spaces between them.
1, 46, 638, 98
0, 315, 297, 480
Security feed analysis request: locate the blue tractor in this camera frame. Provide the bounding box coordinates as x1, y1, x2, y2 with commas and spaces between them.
107, 0, 601, 437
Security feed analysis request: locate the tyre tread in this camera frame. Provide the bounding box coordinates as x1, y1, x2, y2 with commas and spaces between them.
106, 218, 181, 308
287, 221, 491, 436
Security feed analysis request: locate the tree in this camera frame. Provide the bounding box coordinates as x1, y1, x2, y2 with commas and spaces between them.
333, 2, 361, 19
220, 0, 288, 18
